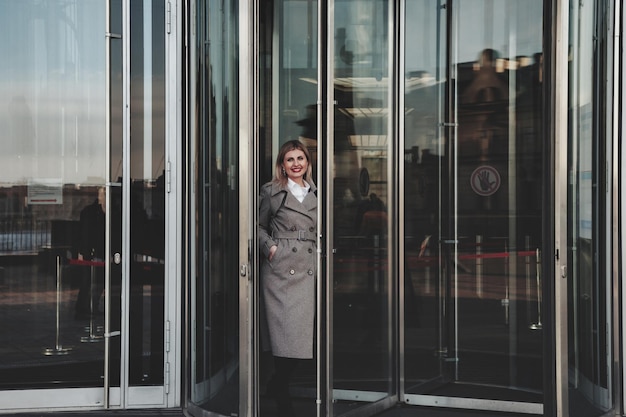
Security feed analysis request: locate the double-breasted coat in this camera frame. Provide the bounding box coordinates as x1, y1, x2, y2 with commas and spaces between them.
258, 180, 317, 359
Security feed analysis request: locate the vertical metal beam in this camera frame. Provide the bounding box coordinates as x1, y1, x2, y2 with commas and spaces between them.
165, 0, 182, 405
397, 0, 406, 404
104, 0, 113, 407
181, 0, 193, 411
316, 0, 327, 415
611, 0, 623, 413
447, 0, 460, 381
325, 1, 335, 415
239, 0, 255, 415
553, 0, 569, 415
121, 0, 131, 406
389, 0, 400, 405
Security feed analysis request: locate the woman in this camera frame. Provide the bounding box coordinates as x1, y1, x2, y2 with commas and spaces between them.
258, 140, 317, 417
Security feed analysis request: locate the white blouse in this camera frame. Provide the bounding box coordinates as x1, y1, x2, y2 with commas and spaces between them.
287, 178, 310, 203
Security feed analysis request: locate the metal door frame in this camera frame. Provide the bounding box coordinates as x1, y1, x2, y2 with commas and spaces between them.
118, 0, 180, 407
239, 0, 255, 415
552, 0, 569, 415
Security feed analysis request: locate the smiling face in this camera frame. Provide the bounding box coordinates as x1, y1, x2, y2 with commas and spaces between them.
282, 148, 309, 186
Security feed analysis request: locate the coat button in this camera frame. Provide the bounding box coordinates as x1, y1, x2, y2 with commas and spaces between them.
308, 248, 313, 253
291, 226, 297, 231
309, 227, 314, 232
292, 247, 298, 253
307, 270, 313, 275
289, 269, 295, 275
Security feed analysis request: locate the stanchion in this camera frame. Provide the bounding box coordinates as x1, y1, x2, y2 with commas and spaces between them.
42, 256, 73, 356
529, 248, 543, 330
525, 236, 532, 325
372, 234, 380, 293
81, 262, 104, 343
475, 235, 483, 298
422, 236, 431, 295
502, 241, 510, 325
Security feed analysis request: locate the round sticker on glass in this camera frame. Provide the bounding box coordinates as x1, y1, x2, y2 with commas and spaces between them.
470, 165, 501, 196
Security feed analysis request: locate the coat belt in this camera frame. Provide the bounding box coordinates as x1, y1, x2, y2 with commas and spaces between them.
272, 230, 316, 241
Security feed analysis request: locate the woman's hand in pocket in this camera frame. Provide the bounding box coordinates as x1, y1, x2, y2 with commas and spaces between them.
268, 245, 277, 261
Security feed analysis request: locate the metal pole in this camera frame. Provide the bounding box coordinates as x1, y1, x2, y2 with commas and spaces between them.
529, 249, 542, 330
104, 0, 113, 406
476, 235, 483, 298
81, 264, 103, 343
525, 236, 531, 325
42, 256, 72, 355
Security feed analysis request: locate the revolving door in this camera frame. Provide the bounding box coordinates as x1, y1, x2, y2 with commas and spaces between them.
186, 0, 617, 416
258, 0, 548, 415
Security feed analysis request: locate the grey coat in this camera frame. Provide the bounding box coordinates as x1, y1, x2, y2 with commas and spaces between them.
258, 180, 317, 359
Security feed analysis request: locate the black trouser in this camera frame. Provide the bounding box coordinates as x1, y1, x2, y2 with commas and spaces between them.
268, 356, 299, 417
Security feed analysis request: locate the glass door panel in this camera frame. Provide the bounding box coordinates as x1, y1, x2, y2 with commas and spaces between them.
403, 0, 546, 411
451, 0, 544, 400
0, 0, 122, 408
567, 0, 613, 414
330, 0, 395, 415
127, 0, 166, 391
109, 0, 124, 400
402, 0, 446, 392
187, 0, 240, 415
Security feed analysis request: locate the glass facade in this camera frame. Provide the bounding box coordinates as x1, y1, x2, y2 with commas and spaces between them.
0, 0, 621, 416
0, 0, 116, 391
0, 0, 167, 408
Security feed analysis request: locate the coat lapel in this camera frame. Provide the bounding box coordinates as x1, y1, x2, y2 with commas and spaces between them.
270, 181, 317, 219
301, 181, 317, 212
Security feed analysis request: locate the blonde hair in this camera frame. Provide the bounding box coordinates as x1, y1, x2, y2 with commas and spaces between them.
273, 140, 313, 186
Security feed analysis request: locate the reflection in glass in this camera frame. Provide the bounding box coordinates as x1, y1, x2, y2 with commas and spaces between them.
189, 0, 240, 414
0, 1, 106, 186
567, 0, 612, 414
331, 0, 393, 413
127, 0, 166, 386
0, 0, 113, 390
403, 0, 545, 404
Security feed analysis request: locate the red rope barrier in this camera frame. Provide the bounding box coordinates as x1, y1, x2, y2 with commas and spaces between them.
68, 259, 105, 267
334, 250, 539, 272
